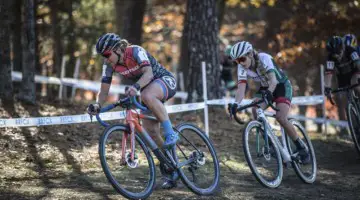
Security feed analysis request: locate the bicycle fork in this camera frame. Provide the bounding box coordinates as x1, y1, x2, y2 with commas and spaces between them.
120, 122, 137, 167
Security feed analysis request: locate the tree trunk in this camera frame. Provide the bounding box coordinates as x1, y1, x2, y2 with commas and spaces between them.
216, 0, 226, 28
0, 0, 14, 101
121, 0, 146, 45
185, 0, 222, 102
65, 0, 76, 97
50, 0, 63, 77
20, 0, 36, 104
114, 0, 126, 34
178, 11, 190, 89
12, 0, 22, 72
34, 0, 40, 74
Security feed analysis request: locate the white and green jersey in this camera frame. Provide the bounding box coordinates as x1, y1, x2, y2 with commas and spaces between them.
237, 52, 288, 86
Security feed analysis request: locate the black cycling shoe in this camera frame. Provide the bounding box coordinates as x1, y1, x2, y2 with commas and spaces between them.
159, 163, 178, 190
161, 177, 177, 189
297, 148, 311, 165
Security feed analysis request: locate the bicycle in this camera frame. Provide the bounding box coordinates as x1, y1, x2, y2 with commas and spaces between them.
327, 82, 360, 156
93, 96, 220, 199
231, 98, 317, 188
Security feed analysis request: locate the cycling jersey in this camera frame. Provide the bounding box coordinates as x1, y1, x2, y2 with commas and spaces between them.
237, 52, 288, 86
237, 52, 292, 105
101, 45, 172, 84
326, 46, 360, 75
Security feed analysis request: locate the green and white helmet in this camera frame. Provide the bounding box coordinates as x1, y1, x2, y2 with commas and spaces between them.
230, 41, 253, 60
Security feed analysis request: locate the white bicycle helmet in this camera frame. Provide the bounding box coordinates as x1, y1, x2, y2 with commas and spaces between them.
230, 41, 253, 60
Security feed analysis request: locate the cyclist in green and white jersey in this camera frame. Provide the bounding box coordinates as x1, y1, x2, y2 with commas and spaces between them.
228, 41, 310, 164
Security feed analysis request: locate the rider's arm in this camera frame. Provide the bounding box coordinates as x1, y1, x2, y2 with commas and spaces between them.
136, 66, 154, 89
325, 60, 335, 88
133, 46, 154, 89
260, 54, 279, 92
349, 47, 360, 71
96, 83, 111, 105
235, 82, 246, 103
97, 63, 113, 104
236, 64, 247, 104
266, 71, 278, 93
324, 73, 333, 88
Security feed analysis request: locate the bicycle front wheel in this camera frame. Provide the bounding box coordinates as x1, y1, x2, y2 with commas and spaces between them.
347, 102, 360, 156
286, 119, 317, 184
173, 123, 220, 195
243, 120, 283, 188
99, 125, 155, 200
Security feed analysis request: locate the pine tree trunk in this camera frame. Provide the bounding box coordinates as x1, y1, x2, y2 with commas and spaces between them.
178, 8, 190, 89
20, 0, 36, 104
50, 0, 63, 78
0, 0, 14, 101
12, 0, 23, 72
216, 0, 226, 27
114, 0, 126, 34
65, 0, 76, 98
121, 0, 146, 45
185, 0, 222, 102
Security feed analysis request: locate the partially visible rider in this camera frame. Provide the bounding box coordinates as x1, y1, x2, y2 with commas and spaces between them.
324, 35, 360, 99
87, 33, 179, 189
227, 41, 310, 164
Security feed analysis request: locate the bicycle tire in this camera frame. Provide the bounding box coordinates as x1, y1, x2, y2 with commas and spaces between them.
243, 120, 283, 188
285, 119, 317, 184
347, 102, 360, 156
99, 124, 156, 200
173, 123, 220, 195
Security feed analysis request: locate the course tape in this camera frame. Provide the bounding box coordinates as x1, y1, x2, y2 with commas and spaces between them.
11, 71, 188, 99
207, 95, 324, 106
263, 111, 348, 128
0, 102, 205, 128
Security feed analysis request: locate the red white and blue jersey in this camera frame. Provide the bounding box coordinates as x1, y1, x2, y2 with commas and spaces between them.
101, 45, 172, 84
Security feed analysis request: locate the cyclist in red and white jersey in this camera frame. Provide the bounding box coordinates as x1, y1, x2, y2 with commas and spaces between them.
86, 33, 179, 189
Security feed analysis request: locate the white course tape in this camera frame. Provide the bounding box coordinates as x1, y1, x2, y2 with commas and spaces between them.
12, 71, 188, 99
207, 96, 324, 106
0, 111, 125, 128
0, 102, 205, 128
263, 111, 348, 128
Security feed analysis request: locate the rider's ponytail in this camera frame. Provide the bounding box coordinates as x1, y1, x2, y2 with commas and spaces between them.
118, 39, 130, 52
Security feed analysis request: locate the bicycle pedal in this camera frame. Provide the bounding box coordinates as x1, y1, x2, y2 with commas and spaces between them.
283, 162, 291, 169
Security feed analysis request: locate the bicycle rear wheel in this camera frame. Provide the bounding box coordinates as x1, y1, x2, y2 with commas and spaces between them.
285, 119, 317, 184
99, 125, 155, 200
173, 123, 220, 195
347, 102, 360, 155
243, 120, 283, 188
